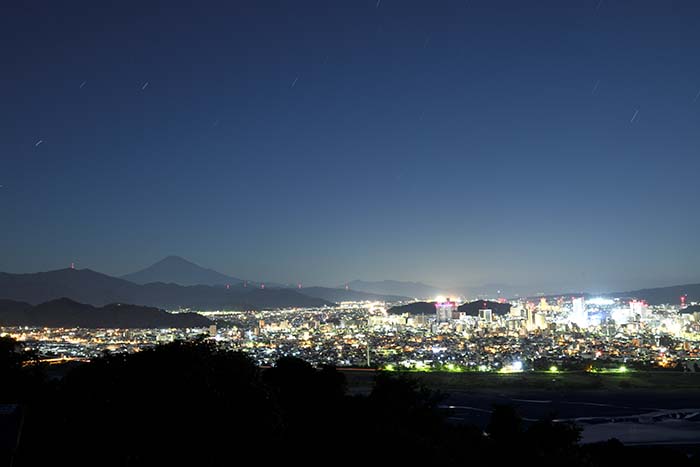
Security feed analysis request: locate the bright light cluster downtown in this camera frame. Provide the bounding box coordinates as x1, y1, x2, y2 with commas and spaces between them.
3, 295, 700, 372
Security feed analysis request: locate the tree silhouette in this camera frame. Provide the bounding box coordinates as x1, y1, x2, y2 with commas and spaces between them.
3, 339, 698, 466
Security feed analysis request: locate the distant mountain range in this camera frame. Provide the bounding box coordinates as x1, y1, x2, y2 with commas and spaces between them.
1, 256, 697, 312
297, 287, 408, 303
123, 256, 695, 305
608, 283, 700, 305
0, 297, 211, 328
122, 255, 245, 286
0, 268, 332, 311
518, 283, 700, 306
346, 280, 448, 299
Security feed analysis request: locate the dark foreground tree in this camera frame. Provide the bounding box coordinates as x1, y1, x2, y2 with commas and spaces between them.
3, 338, 700, 467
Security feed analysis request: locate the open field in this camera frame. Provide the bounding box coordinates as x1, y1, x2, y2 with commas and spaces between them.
342, 369, 700, 447
341, 369, 700, 394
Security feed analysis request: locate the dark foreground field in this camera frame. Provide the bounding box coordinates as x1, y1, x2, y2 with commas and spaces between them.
342, 369, 700, 394
343, 370, 700, 448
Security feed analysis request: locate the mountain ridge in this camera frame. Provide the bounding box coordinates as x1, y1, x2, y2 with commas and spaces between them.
0, 268, 332, 311
0, 297, 211, 328
122, 255, 244, 286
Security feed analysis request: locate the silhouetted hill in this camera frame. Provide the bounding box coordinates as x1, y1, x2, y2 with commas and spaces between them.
0, 299, 31, 313
0, 268, 332, 310
518, 284, 700, 306
611, 283, 700, 305
387, 300, 512, 316
387, 301, 436, 315
299, 287, 408, 303
122, 255, 244, 286
346, 280, 447, 299
0, 299, 32, 323
519, 293, 589, 302
681, 305, 700, 314
0, 297, 211, 328
458, 300, 511, 316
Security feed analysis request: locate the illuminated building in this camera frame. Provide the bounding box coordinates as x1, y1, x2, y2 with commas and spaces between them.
534, 312, 546, 330
570, 296, 588, 328
435, 299, 457, 323
478, 308, 493, 321
630, 300, 648, 319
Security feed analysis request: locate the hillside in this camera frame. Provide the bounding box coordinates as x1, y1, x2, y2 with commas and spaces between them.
611, 283, 700, 305
0, 268, 332, 311
122, 256, 244, 286
0, 297, 211, 328
458, 300, 511, 316
387, 301, 436, 315
387, 300, 512, 316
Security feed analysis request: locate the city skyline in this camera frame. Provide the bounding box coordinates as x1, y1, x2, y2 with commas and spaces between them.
2, 1, 700, 292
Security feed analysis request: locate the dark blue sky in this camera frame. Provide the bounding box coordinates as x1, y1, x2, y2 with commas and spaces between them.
2, 0, 699, 293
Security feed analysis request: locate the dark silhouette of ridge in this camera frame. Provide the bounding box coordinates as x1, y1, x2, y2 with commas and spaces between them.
387, 300, 512, 316
121, 255, 244, 286
0, 297, 211, 328
458, 300, 511, 316
387, 301, 436, 315
0, 268, 332, 310
609, 283, 700, 305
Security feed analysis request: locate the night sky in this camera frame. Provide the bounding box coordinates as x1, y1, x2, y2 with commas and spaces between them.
2, 0, 699, 293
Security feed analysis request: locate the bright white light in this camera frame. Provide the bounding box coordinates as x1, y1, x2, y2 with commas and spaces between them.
611, 307, 631, 324
435, 295, 446, 303
587, 313, 602, 327
499, 361, 524, 373
588, 297, 614, 306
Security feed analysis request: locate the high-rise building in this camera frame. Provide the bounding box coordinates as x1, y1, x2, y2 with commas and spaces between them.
630, 300, 648, 319
571, 297, 588, 328
478, 308, 493, 321
435, 299, 457, 322
534, 312, 546, 329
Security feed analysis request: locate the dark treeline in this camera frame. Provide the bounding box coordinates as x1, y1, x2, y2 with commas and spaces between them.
0, 337, 697, 467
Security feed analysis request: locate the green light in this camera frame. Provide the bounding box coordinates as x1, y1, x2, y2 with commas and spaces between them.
619, 365, 627, 373
549, 365, 558, 373
384, 364, 395, 372
414, 361, 429, 372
